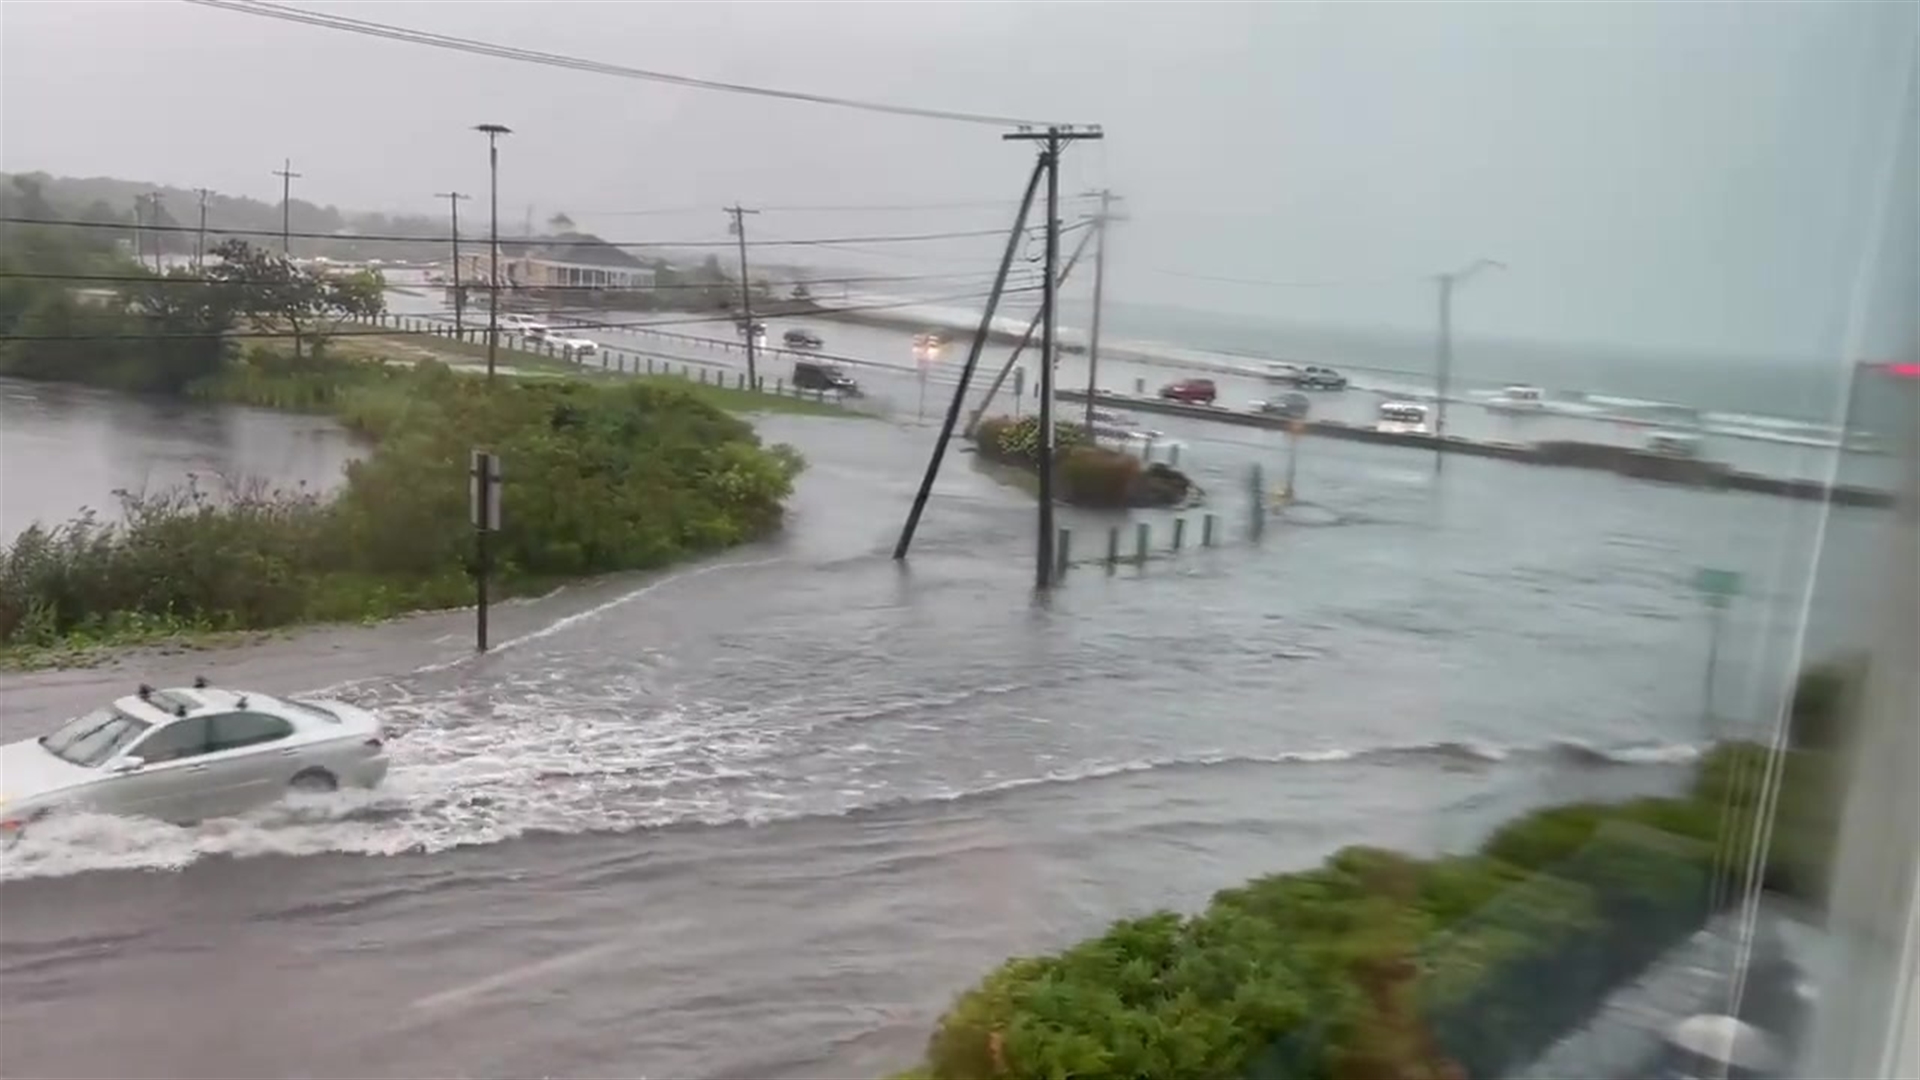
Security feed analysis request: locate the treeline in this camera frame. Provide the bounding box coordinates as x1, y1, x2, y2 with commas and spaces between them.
892, 663, 1861, 1080
0, 171, 447, 262
0, 354, 804, 652
0, 191, 384, 393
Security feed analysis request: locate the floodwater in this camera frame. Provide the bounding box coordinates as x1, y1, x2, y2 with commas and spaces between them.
0, 377, 1892, 1078
0, 377, 363, 538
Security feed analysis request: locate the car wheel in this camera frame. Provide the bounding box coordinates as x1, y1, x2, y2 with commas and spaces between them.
289, 768, 339, 794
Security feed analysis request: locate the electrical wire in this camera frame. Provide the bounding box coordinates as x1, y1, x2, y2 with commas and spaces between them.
573, 199, 1093, 217
0, 269, 1036, 292
0, 284, 1043, 342
0, 216, 1012, 249
182, 0, 1078, 129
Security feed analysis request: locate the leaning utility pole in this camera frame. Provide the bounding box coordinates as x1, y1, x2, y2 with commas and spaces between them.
271, 159, 302, 257
435, 191, 473, 336
1003, 125, 1104, 588
893, 159, 1046, 564
1083, 188, 1126, 433
725, 204, 762, 388
964, 223, 1097, 437
192, 188, 213, 271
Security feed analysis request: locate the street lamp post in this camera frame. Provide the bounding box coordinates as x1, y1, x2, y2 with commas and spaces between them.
474, 124, 512, 383
1432, 258, 1505, 473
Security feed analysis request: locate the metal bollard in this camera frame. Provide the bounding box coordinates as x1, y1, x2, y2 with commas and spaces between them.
736, 372, 745, 389
1134, 377, 1145, 395
1202, 513, 1217, 547
1168, 444, 1182, 468
682, 365, 691, 378
1134, 522, 1150, 564
646, 357, 655, 374
699, 367, 708, 384
1106, 525, 1120, 570
755, 376, 765, 393
775, 379, 784, 395
1055, 527, 1071, 577
1172, 517, 1186, 551
1141, 437, 1155, 462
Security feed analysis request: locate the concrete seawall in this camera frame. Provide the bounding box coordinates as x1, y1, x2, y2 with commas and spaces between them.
1058, 389, 1894, 509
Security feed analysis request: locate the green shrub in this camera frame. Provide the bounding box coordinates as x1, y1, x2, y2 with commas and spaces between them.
900, 766, 1821, 1080
0, 357, 803, 648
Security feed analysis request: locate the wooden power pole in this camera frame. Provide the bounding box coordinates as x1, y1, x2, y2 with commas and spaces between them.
193, 188, 213, 271
1003, 125, 1104, 588
272, 158, 302, 256
725, 204, 762, 388
436, 191, 473, 335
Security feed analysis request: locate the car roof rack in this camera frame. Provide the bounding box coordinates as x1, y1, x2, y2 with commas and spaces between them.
138, 683, 154, 700
193, 675, 210, 689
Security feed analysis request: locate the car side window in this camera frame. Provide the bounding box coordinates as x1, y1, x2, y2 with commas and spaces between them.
130, 717, 212, 765
207, 712, 295, 753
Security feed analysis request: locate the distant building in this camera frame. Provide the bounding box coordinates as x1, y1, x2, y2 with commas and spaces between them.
457, 231, 655, 290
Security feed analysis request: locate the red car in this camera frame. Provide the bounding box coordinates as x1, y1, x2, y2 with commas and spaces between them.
1159, 378, 1218, 405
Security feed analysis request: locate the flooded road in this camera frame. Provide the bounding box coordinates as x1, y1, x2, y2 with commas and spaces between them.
0, 391, 1888, 1077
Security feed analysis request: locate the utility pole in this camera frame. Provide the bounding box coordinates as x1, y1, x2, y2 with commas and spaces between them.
475, 124, 512, 382
142, 192, 168, 272
1431, 258, 1505, 474
132, 195, 146, 271
894, 158, 1046, 564
725, 204, 762, 388
435, 191, 473, 336
1004, 125, 1104, 588
965, 224, 1097, 437
1083, 188, 1125, 433
193, 188, 212, 271
271, 159, 302, 257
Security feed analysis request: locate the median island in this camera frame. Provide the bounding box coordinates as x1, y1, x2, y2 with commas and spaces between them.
889, 664, 1855, 1080
0, 350, 806, 667
972, 415, 1194, 509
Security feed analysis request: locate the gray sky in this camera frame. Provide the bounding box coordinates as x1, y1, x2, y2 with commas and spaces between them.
2, 0, 1913, 358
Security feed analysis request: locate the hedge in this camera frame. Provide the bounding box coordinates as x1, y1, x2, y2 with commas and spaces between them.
896, 736, 1841, 1080
973, 415, 1192, 509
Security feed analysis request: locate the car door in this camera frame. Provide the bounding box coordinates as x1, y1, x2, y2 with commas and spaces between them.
109, 717, 215, 822
199, 711, 302, 815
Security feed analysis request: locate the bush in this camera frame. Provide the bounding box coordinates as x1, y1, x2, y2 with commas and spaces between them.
899, 755, 1826, 1080
0, 356, 803, 648
974, 415, 1191, 509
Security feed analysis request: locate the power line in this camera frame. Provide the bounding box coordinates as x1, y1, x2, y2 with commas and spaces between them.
182, 0, 1074, 128
0, 269, 1038, 292
0, 284, 1043, 342
0, 216, 1014, 250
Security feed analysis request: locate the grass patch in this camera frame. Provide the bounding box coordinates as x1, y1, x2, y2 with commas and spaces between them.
2, 352, 807, 659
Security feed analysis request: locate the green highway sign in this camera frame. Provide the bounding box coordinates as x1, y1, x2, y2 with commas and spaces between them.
1694, 567, 1742, 608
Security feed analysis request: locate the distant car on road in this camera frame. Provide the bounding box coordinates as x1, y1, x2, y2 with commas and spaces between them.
1159, 378, 1218, 405
1266, 363, 1347, 390
548, 333, 599, 357
792, 359, 860, 396
1254, 392, 1312, 419
783, 328, 824, 349
0, 680, 389, 836
501, 313, 549, 338
735, 318, 767, 337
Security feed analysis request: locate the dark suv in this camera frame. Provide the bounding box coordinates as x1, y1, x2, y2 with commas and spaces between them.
783, 328, 824, 349
1159, 378, 1218, 405
792, 360, 859, 396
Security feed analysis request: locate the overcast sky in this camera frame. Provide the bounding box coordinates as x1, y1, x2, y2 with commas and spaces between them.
2, 0, 1914, 359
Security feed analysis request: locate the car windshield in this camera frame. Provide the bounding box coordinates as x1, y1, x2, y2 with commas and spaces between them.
38, 707, 152, 768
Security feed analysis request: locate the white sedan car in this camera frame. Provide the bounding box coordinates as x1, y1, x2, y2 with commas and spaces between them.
0, 681, 389, 835
548, 333, 599, 357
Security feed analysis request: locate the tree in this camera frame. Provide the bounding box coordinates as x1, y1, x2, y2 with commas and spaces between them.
204, 239, 385, 359
548, 211, 575, 233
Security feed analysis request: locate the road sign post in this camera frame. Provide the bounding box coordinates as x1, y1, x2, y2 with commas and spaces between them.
1693, 568, 1742, 731
470, 450, 503, 652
